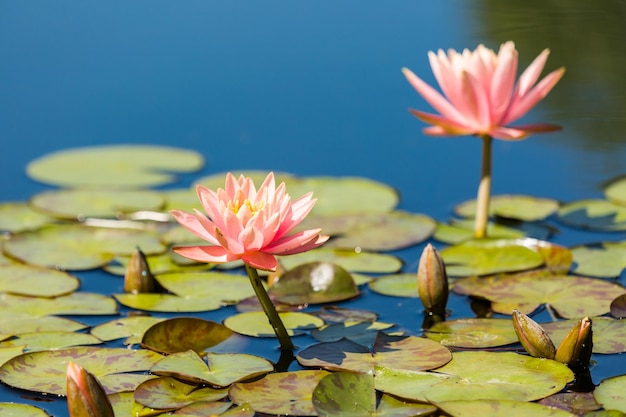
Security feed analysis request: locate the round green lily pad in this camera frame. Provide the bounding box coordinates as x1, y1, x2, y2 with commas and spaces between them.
0, 263, 79, 297
279, 248, 403, 274
141, 317, 233, 354
0, 292, 117, 316
113, 293, 225, 313
224, 311, 324, 337
90, 316, 166, 346
0, 312, 86, 334
424, 318, 519, 348
434, 220, 525, 245
26, 145, 204, 188
0, 331, 101, 352
155, 271, 256, 303
0, 202, 56, 233
0, 403, 52, 417
557, 199, 626, 231
570, 241, 626, 278
455, 194, 560, 222
436, 399, 578, 417
368, 273, 419, 298
594, 375, 626, 413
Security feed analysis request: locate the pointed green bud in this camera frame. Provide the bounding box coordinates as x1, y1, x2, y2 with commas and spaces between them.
555, 317, 593, 370
66, 362, 115, 417
124, 247, 157, 293
417, 244, 449, 316
511, 310, 556, 359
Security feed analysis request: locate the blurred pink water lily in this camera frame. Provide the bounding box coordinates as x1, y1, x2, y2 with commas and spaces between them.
402, 41, 565, 140
171, 172, 329, 271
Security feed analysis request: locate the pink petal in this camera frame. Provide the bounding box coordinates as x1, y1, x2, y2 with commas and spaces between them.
242, 251, 278, 271
490, 43, 518, 120
239, 226, 265, 252
516, 48, 550, 97
274, 193, 316, 239
408, 109, 475, 136
170, 210, 219, 245
265, 229, 328, 255
503, 67, 565, 124
278, 234, 330, 256
172, 245, 239, 263
461, 71, 491, 129
487, 126, 531, 140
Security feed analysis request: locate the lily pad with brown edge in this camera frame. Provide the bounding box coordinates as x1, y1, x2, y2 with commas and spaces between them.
310, 321, 396, 346
594, 374, 626, 413
543, 317, 626, 354
29, 188, 166, 220
0, 331, 102, 352
0, 403, 52, 417
114, 293, 225, 313
556, 199, 626, 231
515, 238, 573, 274
611, 294, 626, 318
278, 247, 403, 274
453, 272, 626, 318
134, 376, 228, 409
0, 312, 86, 334
90, 316, 166, 346
424, 318, 519, 348
26, 145, 204, 188
0, 346, 26, 368
538, 392, 601, 415
105, 252, 213, 276
0, 292, 117, 316
141, 317, 233, 354
0, 202, 57, 233
0, 263, 79, 297
154, 271, 256, 304
172, 401, 243, 417
0, 346, 162, 395
229, 369, 330, 416
368, 273, 419, 298
441, 238, 545, 277
297, 332, 452, 373
570, 241, 626, 278
224, 311, 324, 338
455, 194, 560, 222
151, 350, 274, 387
312, 306, 378, 323
4, 224, 165, 270
269, 262, 359, 305
435, 399, 577, 417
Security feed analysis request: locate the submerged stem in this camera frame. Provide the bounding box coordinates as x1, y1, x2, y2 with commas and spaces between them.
474, 135, 492, 238
245, 264, 294, 350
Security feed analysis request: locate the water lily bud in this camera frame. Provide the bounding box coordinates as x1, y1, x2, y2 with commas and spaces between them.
511, 310, 556, 359
124, 247, 157, 293
417, 244, 449, 316
555, 317, 593, 370
66, 362, 115, 417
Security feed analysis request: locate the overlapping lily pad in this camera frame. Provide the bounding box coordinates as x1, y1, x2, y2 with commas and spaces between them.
134, 376, 228, 409
594, 375, 626, 413
543, 317, 626, 354
424, 318, 519, 348
557, 199, 626, 231
114, 293, 225, 313
570, 241, 626, 278
434, 220, 525, 245
0, 312, 86, 334
141, 317, 233, 354
311, 321, 396, 345
0, 331, 101, 352
0, 403, 52, 417
90, 316, 166, 346
435, 399, 578, 417
279, 247, 403, 273
0, 263, 79, 297
455, 195, 560, 222
224, 312, 324, 337
0, 292, 117, 316
0, 202, 57, 233
155, 271, 256, 303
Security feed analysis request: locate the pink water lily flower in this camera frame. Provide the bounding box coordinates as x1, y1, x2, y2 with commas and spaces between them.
171, 172, 329, 271
402, 41, 565, 140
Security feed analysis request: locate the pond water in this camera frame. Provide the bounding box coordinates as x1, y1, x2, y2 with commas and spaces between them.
2, 1, 626, 415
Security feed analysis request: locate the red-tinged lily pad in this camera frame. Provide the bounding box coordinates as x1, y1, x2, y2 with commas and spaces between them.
538, 392, 601, 414
151, 350, 273, 387
313, 306, 378, 323
0, 331, 101, 352
556, 199, 626, 231
594, 375, 626, 413
0, 403, 52, 417
441, 239, 545, 277
279, 247, 403, 274
0, 346, 162, 395
113, 293, 225, 313
297, 332, 451, 373
312, 371, 437, 417
29, 188, 165, 220
0, 292, 117, 316
543, 317, 626, 354
570, 241, 626, 278
611, 294, 626, 318
90, 316, 166, 346
0, 312, 86, 334
155, 271, 256, 304
26, 145, 204, 188
424, 318, 518, 348
141, 317, 233, 354
368, 273, 418, 298
4, 224, 165, 270
0, 345, 26, 367
453, 272, 626, 318
455, 194, 560, 222
269, 262, 359, 305
229, 370, 330, 416
0, 263, 79, 297
311, 321, 396, 345
134, 376, 228, 409
0, 202, 57, 233
172, 401, 245, 416
224, 311, 324, 337
435, 399, 577, 417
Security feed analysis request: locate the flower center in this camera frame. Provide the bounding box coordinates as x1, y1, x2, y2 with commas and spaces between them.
229, 199, 264, 216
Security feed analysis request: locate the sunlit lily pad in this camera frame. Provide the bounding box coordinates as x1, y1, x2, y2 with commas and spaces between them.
557, 199, 626, 231
424, 318, 518, 348
455, 195, 560, 221
0, 292, 117, 316
0, 312, 86, 334
0, 346, 162, 395
0, 263, 79, 297
368, 273, 418, 298
434, 220, 525, 245
26, 145, 204, 188
570, 241, 626, 278
0, 403, 52, 417
0, 202, 56, 233
605, 176, 626, 207
441, 239, 545, 277
141, 317, 233, 354
174, 401, 247, 417
0, 331, 101, 352
269, 262, 359, 305
134, 376, 228, 409
297, 332, 451, 373
29, 189, 165, 220
543, 317, 626, 354
151, 349, 273, 387
105, 252, 212, 276
4, 224, 165, 270
435, 399, 577, 417
313, 306, 378, 323
311, 321, 396, 346
0, 345, 26, 367
114, 293, 225, 313
90, 316, 166, 345
224, 311, 323, 337
229, 370, 330, 416
594, 375, 626, 413
279, 247, 403, 274
155, 271, 255, 303
107, 391, 161, 417
538, 392, 600, 415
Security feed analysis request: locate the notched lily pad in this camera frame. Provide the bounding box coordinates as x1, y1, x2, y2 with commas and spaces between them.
0, 331, 101, 352
368, 273, 419, 298
134, 375, 228, 409
114, 293, 226, 313
570, 241, 626, 278
224, 311, 324, 337
0, 292, 117, 316
279, 247, 402, 274
90, 316, 166, 345
455, 194, 560, 222
425, 318, 518, 348
0, 263, 79, 297
155, 271, 255, 303
557, 199, 626, 231
141, 317, 233, 354
310, 321, 396, 346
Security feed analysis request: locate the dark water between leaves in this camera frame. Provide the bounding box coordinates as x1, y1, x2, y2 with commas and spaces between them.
2, 1, 626, 414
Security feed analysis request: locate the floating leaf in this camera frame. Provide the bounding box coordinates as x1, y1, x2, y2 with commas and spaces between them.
141, 317, 232, 354
107, 391, 159, 417
611, 294, 626, 318
0, 312, 86, 334
4, 224, 165, 270
570, 241, 626, 278
538, 392, 600, 415
594, 375, 626, 413
0, 347, 162, 395
433, 220, 524, 245
29, 189, 165, 220
113, 293, 224, 313
270, 262, 359, 305
279, 247, 402, 274
105, 252, 212, 276
224, 312, 323, 337
313, 306, 378, 324
455, 194, 560, 221
543, 317, 626, 354
90, 317, 166, 345
441, 239, 544, 277
0, 345, 26, 367
435, 399, 577, 417
26, 145, 204, 188
368, 273, 418, 298
134, 376, 228, 409
155, 271, 255, 303
229, 370, 330, 416
557, 199, 626, 231
424, 318, 518, 348
0, 263, 79, 297
604, 176, 626, 206
172, 401, 239, 417
0, 202, 56, 233
0, 331, 101, 352
311, 321, 395, 345
0, 292, 117, 316
0, 403, 52, 417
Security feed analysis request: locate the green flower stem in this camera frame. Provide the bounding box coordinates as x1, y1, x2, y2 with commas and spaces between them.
474, 134, 492, 238
245, 264, 294, 350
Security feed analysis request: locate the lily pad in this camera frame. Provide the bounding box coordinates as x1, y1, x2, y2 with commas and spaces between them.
557, 199, 626, 231
543, 317, 626, 354
4, 224, 165, 270
424, 318, 519, 348
0, 331, 101, 352
538, 392, 600, 415
313, 306, 378, 323
0, 403, 52, 417
224, 311, 324, 337
570, 241, 626, 278
604, 176, 626, 206
90, 317, 166, 346
105, 252, 213, 276
141, 317, 233, 354
368, 273, 419, 298
0, 263, 79, 297
0, 312, 86, 334
269, 262, 359, 305
134, 376, 228, 409
26, 145, 204, 188
594, 375, 626, 413
311, 321, 396, 345
434, 220, 525, 245
155, 271, 256, 303
113, 293, 225, 313
279, 248, 403, 274
455, 194, 560, 222
0, 292, 117, 316
435, 399, 577, 417
0, 202, 56, 233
